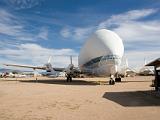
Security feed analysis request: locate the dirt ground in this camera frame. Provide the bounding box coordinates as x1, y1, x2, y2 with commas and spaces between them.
0, 76, 160, 120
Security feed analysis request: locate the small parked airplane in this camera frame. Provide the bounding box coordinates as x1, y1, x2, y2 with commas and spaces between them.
119, 58, 137, 77
139, 58, 154, 76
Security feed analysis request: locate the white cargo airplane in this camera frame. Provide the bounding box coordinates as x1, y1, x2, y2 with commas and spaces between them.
4, 29, 124, 84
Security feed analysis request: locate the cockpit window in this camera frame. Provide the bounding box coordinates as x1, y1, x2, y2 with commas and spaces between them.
84, 55, 120, 67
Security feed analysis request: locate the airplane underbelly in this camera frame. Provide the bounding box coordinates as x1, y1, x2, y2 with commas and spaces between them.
94, 64, 117, 76
82, 62, 118, 76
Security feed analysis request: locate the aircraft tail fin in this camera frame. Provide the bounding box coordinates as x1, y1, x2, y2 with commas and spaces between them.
144, 58, 147, 66
47, 56, 52, 63
46, 56, 56, 73
70, 56, 73, 65
125, 58, 129, 68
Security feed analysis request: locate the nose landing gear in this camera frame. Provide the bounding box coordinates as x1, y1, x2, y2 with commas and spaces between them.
109, 74, 121, 85
66, 74, 72, 82
109, 74, 115, 85
109, 78, 115, 85
115, 77, 121, 82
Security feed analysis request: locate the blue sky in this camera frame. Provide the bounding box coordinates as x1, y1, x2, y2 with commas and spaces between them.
0, 0, 160, 69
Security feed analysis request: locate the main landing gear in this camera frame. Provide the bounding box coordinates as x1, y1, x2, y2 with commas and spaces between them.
109, 74, 115, 85
109, 78, 115, 85
109, 74, 121, 85
115, 77, 121, 82
66, 74, 72, 82
115, 72, 121, 82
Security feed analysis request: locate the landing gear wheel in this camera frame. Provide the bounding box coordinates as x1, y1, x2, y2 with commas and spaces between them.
115, 77, 121, 82
69, 76, 72, 82
66, 75, 72, 82
109, 79, 115, 85
67, 77, 69, 82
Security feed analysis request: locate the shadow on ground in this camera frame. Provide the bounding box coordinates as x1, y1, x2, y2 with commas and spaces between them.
20, 79, 100, 86
121, 80, 152, 83
103, 90, 160, 107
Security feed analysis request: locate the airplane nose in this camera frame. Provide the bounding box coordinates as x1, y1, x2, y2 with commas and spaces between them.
110, 65, 118, 75
99, 55, 121, 65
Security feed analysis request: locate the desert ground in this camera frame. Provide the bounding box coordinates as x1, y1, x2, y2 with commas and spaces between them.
0, 76, 160, 120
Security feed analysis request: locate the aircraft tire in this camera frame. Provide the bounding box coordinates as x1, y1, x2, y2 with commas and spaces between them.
109, 79, 115, 85
70, 77, 72, 82
115, 78, 121, 82
67, 77, 69, 82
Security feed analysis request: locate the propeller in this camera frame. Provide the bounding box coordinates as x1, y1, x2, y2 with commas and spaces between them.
65, 56, 74, 74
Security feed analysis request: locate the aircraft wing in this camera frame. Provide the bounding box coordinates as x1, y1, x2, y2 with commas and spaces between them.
3, 64, 46, 70
4, 64, 81, 74
53, 67, 81, 73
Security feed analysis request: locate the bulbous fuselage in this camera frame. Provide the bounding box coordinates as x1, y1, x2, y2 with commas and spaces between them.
78, 29, 124, 76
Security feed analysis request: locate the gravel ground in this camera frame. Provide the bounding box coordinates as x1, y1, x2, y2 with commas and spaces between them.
0, 76, 160, 120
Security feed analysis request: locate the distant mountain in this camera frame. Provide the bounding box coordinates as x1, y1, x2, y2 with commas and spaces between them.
0, 68, 37, 73
0, 68, 32, 73
0, 68, 13, 73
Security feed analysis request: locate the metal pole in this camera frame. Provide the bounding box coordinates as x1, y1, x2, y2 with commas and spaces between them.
36, 77, 38, 83
154, 66, 158, 91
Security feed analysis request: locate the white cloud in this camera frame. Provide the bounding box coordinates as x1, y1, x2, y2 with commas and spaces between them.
0, 9, 23, 36
0, 23, 22, 36
124, 50, 160, 70
0, 9, 78, 70
60, 27, 71, 38
97, 9, 160, 43
98, 9, 158, 29
0, 43, 78, 69
97, 8, 160, 69
113, 20, 160, 43
60, 26, 94, 41
73, 27, 93, 40
36, 27, 48, 40
0, 9, 49, 42
60, 9, 159, 43
0, 9, 16, 23
6, 0, 45, 10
